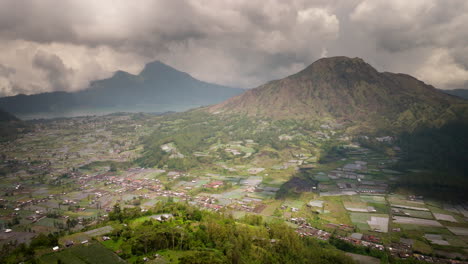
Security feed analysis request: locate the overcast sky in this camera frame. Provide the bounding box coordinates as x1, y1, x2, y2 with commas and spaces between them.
0, 0, 467, 96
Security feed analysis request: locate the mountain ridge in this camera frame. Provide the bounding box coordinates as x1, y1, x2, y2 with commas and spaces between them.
0, 61, 243, 119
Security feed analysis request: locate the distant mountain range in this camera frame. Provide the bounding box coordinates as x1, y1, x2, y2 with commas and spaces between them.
0, 61, 243, 119
210, 56, 468, 132
440, 89, 468, 100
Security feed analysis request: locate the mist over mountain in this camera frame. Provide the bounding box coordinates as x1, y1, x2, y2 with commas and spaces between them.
0, 61, 242, 119
210, 56, 468, 132
440, 89, 468, 100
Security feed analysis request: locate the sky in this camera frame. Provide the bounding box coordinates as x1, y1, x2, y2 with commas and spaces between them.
0, 0, 467, 96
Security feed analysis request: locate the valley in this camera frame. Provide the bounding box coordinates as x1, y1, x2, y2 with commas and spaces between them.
1, 111, 467, 263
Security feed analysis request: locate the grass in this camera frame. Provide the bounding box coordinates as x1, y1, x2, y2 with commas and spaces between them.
320, 196, 352, 225
259, 200, 282, 216
282, 199, 304, 209
413, 240, 433, 254
157, 249, 202, 264
101, 239, 123, 252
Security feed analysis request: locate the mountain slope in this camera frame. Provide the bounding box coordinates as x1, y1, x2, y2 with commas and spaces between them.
210, 56, 468, 132
0, 108, 21, 142
440, 89, 468, 100
0, 61, 242, 119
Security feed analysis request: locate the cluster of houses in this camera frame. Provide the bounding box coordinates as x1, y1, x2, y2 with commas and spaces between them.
296, 224, 331, 240
228, 198, 264, 213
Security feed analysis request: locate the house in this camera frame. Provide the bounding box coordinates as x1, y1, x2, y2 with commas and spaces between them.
151, 214, 173, 222
204, 181, 224, 189
65, 240, 74, 247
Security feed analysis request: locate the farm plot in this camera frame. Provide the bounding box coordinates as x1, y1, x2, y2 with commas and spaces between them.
215, 188, 245, 199
350, 213, 389, 232
308, 200, 324, 207
388, 195, 428, 211
393, 216, 442, 227
241, 176, 263, 186
282, 200, 305, 209
360, 195, 386, 204
39, 242, 126, 264
424, 234, 449, 246
314, 174, 331, 182
345, 253, 380, 264
85, 226, 113, 237
433, 213, 457, 222
367, 216, 389, 233
391, 204, 429, 211
343, 201, 375, 213
447, 227, 468, 236
393, 208, 434, 219
321, 197, 352, 225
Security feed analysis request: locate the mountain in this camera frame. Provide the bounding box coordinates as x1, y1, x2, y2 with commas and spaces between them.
440, 89, 468, 100
0, 61, 243, 119
210, 56, 468, 132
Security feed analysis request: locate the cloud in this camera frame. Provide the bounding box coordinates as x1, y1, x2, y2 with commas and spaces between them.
0, 64, 15, 77
32, 50, 74, 91
348, 0, 468, 88
0, 0, 467, 96
416, 49, 468, 89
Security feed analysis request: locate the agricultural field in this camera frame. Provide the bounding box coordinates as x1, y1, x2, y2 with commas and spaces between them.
1, 112, 468, 262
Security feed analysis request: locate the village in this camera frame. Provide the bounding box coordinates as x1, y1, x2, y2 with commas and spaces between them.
0, 113, 468, 263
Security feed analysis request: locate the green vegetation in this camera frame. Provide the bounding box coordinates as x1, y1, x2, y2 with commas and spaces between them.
39, 242, 126, 264
1, 202, 358, 264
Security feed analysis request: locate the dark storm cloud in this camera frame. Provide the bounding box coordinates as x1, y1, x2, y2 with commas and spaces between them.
0, 0, 467, 96
32, 51, 73, 91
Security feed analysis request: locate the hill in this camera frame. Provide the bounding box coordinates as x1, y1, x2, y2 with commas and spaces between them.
0, 61, 242, 119
0, 108, 18, 122
210, 56, 468, 132
440, 88, 468, 99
